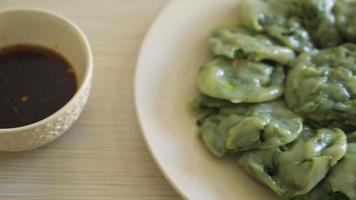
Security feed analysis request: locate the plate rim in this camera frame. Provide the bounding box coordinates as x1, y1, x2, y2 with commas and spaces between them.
134, 0, 188, 199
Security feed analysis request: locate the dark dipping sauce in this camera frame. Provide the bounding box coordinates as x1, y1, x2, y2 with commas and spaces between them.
0, 45, 77, 128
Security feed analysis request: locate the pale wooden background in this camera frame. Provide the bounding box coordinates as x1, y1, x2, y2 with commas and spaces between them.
0, 1, 182, 199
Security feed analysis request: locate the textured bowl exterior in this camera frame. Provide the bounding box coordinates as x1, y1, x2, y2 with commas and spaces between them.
0, 76, 92, 152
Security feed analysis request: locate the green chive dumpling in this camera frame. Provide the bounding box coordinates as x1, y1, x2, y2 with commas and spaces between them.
327, 142, 356, 200
334, 0, 356, 42
237, 0, 293, 31
285, 44, 356, 127
293, 0, 342, 48
276, 128, 347, 197
209, 27, 296, 65
261, 15, 314, 53
237, 0, 267, 32
198, 101, 303, 157
197, 57, 285, 103
238, 127, 347, 199
238, 148, 285, 196
238, 0, 314, 52
296, 133, 356, 200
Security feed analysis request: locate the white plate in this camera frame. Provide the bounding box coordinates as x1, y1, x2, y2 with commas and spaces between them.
135, 0, 276, 199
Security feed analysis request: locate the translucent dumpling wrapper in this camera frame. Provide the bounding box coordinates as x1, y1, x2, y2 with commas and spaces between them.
237, 0, 293, 31
285, 44, 356, 127
327, 143, 356, 200
198, 101, 303, 157
237, 0, 267, 32
293, 0, 342, 48
209, 27, 296, 65
237, 148, 285, 196
197, 57, 285, 103
294, 133, 356, 200
238, 0, 314, 52
238, 127, 347, 199
334, 0, 356, 42
261, 15, 313, 53
276, 128, 347, 195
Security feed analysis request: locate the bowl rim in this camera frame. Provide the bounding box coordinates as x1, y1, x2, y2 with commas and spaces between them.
0, 8, 93, 132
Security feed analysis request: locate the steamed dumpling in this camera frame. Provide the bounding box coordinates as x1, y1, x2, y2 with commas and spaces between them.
238, 127, 347, 199
237, 0, 267, 31
237, 148, 285, 196
327, 143, 356, 200
237, 0, 293, 31
261, 15, 313, 53
238, 0, 314, 52
285, 44, 356, 127
334, 0, 356, 42
197, 57, 285, 103
276, 128, 347, 196
193, 0, 356, 198
209, 27, 296, 65
198, 101, 303, 157
294, 133, 356, 200
293, 0, 342, 48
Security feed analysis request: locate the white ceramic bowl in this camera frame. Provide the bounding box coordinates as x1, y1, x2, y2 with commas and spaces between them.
0, 8, 93, 151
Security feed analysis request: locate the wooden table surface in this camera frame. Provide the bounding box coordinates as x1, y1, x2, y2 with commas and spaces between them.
0, 1, 182, 199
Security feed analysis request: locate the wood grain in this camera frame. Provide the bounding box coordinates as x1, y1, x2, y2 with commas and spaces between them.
0, 1, 181, 199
